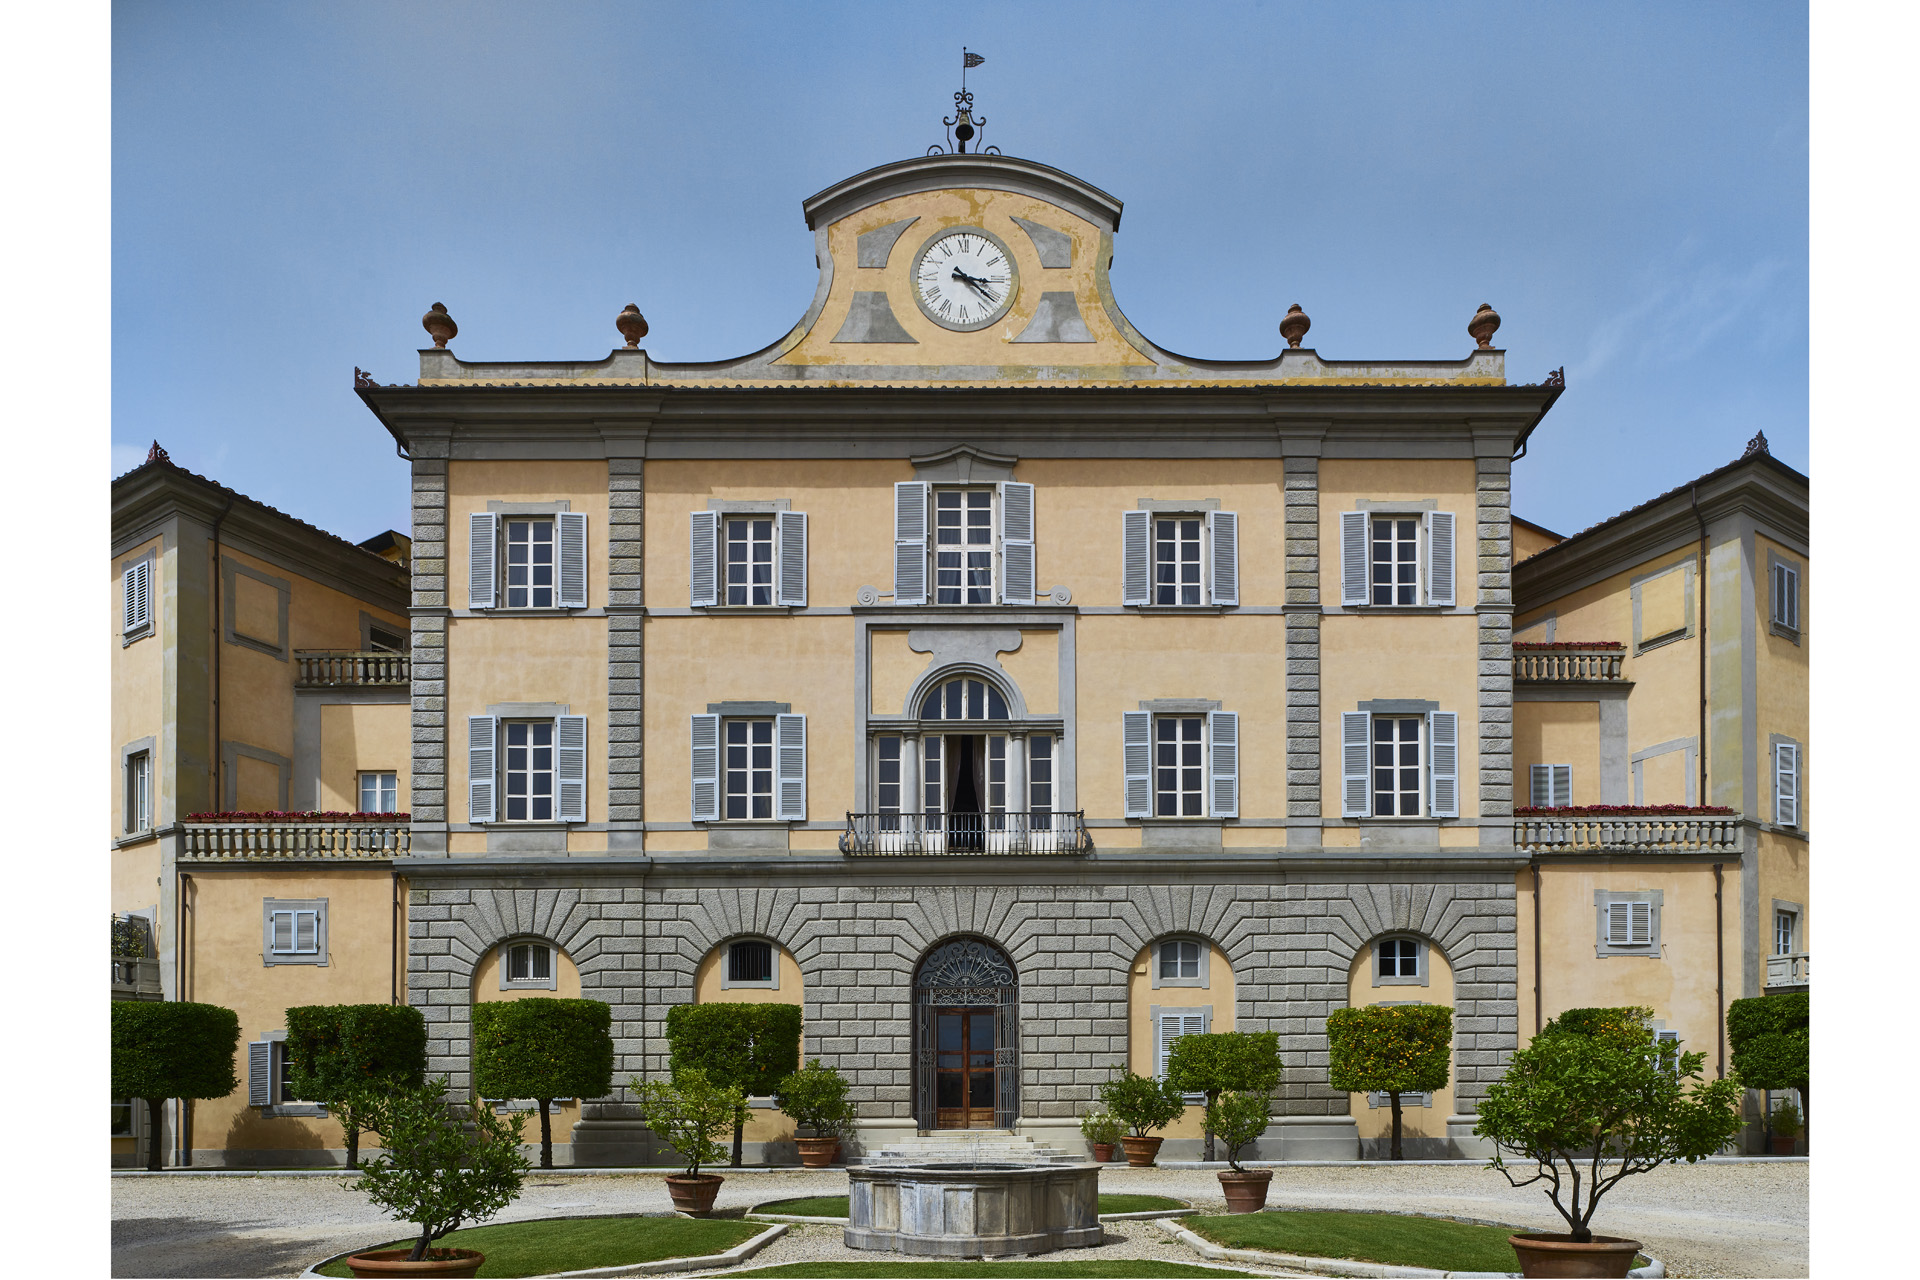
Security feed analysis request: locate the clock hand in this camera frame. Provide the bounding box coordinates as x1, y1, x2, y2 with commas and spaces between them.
951, 269, 998, 303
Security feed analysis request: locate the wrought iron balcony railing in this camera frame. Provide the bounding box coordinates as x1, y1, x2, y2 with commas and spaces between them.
1766, 952, 1810, 988
1513, 809, 1742, 853
1513, 643, 1626, 682
841, 810, 1092, 856
181, 820, 411, 860
294, 649, 410, 687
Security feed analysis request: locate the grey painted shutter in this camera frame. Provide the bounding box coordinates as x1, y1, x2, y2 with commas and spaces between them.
294, 911, 318, 954
894, 481, 929, 605
689, 512, 719, 607
1208, 710, 1239, 819
776, 511, 808, 607
775, 713, 807, 821
268, 910, 293, 954
1428, 710, 1459, 818
1340, 511, 1369, 606
1427, 510, 1455, 607
125, 560, 151, 632
1122, 510, 1151, 606
1342, 711, 1371, 817
556, 715, 587, 822
690, 713, 721, 822
467, 715, 497, 823
1630, 901, 1653, 945
1000, 481, 1035, 605
469, 513, 498, 610
1208, 511, 1239, 606
1775, 742, 1799, 826
1606, 902, 1630, 945
1123, 711, 1152, 818
1157, 1010, 1211, 1085
556, 511, 588, 608
1551, 764, 1572, 808
1530, 764, 1551, 808
248, 1041, 273, 1106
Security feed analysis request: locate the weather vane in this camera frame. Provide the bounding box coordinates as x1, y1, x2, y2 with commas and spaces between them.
931, 48, 999, 156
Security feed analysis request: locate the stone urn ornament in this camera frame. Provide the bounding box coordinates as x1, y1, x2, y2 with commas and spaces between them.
617, 304, 649, 349
1468, 302, 1501, 349
422, 303, 457, 349
1279, 303, 1311, 349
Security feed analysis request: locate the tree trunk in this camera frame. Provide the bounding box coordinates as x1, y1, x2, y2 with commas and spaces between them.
1389, 1092, 1403, 1161
411, 1225, 433, 1262
539, 1100, 553, 1169
345, 1121, 359, 1170
732, 1113, 744, 1168
1202, 1091, 1216, 1162
144, 1097, 165, 1171
1800, 1086, 1809, 1154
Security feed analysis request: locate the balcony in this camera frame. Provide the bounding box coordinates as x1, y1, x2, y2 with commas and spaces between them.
181, 817, 411, 860
1766, 952, 1810, 989
294, 649, 410, 687
842, 811, 1092, 856
1513, 807, 1742, 853
112, 914, 162, 999
1513, 642, 1626, 683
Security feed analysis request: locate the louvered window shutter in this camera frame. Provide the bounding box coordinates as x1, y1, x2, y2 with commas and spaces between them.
1630, 901, 1653, 945
1426, 510, 1456, 607
1775, 742, 1799, 826
556, 512, 588, 608
467, 715, 497, 823
1606, 902, 1630, 945
1428, 711, 1459, 818
689, 512, 719, 607
1000, 481, 1036, 605
1552, 764, 1572, 808
777, 511, 808, 607
556, 715, 587, 822
469, 513, 498, 609
690, 714, 721, 821
125, 560, 151, 632
1122, 510, 1151, 606
1123, 711, 1152, 818
1207, 510, 1239, 606
1531, 764, 1551, 808
1342, 711, 1371, 817
1158, 1011, 1212, 1086
1209, 710, 1239, 819
894, 481, 929, 605
294, 910, 318, 954
775, 713, 807, 821
1341, 511, 1369, 606
248, 1041, 273, 1107
269, 910, 294, 954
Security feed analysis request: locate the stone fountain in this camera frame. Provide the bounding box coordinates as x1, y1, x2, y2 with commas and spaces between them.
844, 1158, 1102, 1257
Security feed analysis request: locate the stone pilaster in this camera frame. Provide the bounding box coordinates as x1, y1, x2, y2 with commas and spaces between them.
1475, 460, 1514, 835
607, 458, 645, 831
409, 443, 451, 844
1283, 455, 1322, 817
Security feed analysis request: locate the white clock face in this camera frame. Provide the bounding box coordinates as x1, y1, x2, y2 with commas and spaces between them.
912, 227, 1018, 331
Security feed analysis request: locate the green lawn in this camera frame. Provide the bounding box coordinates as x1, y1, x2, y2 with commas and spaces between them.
727, 1265, 1253, 1279
752, 1194, 1186, 1219
1187, 1209, 1527, 1274
315, 1216, 763, 1278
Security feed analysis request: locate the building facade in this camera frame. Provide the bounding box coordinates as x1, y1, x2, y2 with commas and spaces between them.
112, 151, 1807, 1166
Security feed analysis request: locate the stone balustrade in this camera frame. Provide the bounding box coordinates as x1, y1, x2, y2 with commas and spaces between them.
1513, 812, 1742, 852
1766, 952, 1810, 988
294, 649, 410, 687
181, 821, 410, 860
1513, 644, 1626, 682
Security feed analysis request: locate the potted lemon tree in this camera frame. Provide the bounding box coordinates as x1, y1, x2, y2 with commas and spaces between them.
773, 1059, 857, 1167
1207, 1091, 1277, 1211
1098, 1072, 1186, 1167
633, 1067, 745, 1216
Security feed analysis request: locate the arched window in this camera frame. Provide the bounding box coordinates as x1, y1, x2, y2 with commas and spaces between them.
920, 676, 1010, 720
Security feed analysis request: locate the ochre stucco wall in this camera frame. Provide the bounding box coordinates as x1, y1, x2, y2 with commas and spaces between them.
1319, 613, 1481, 818
1512, 701, 1602, 806
447, 460, 612, 607
112, 534, 167, 838
1346, 940, 1456, 1143
319, 702, 412, 812
1127, 939, 1235, 1138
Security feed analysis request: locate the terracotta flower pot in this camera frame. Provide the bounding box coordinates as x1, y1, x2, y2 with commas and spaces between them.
1770, 1134, 1798, 1155
1119, 1135, 1163, 1167
345, 1248, 485, 1279
796, 1137, 841, 1168
1507, 1233, 1643, 1279
1217, 1168, 1272, 1213
666, 1173, 725, 1216
1091, 1142, 1116, 1163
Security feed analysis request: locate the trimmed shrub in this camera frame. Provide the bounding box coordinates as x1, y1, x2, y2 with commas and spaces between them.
664, 1002, 803, 1166
1165, 1031, 1283, 1161
1326, 1004, 1453, 1161
111, 1001, 241, 1170
1552, 1005, 1655, 1044
285, 1003, 427, 1168
1098, 1072, 1187, 1140
1728, 991, 1810, 1145
773, 1059, 857, 1138
471, 998, 614, 1169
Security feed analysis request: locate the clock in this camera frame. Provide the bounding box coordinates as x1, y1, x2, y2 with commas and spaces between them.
911, 225, 1020, 331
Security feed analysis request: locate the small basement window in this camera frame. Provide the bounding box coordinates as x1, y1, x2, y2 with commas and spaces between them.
502, 940, 556, 989
722, 938, 778, 989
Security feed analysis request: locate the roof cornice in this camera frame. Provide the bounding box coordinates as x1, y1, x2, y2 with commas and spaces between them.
801, 153, 1125, 232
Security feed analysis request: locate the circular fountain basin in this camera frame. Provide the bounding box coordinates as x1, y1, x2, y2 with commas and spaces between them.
845, 1161, 1103, 1257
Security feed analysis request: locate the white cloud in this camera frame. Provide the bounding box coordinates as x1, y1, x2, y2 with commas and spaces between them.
1570, 255, 1790, 382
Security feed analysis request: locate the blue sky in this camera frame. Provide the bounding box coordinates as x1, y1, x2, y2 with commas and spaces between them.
112, 0, 1807, 541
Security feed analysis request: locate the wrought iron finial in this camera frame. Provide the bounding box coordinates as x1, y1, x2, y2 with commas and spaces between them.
146, 439, 170, 464
354, 366, 376, 389
1543, 366, 1566, 388
930, 48, 1001, 156
1743, 430, 1770, 458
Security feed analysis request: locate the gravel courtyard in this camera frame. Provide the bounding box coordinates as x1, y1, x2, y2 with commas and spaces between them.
109, 1161, 1808, 1279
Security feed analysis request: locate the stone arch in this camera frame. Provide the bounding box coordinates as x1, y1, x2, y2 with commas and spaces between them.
911, 935, 1020, 1129
903, 663, 1028, 720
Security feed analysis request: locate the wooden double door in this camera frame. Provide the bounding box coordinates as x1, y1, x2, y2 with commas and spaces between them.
932, 1007, 999, 1129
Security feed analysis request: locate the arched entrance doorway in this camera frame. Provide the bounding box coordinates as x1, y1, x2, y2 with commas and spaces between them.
913, 937, 1019, 1130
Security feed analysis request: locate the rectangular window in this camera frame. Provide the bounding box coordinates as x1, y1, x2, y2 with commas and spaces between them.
111, 1099, 134, 1137
1370, 516, 1419, 606
876, 736, 902, 817
1771, 560, 1800, 632
1154, 716, 1205, 817
358, 771, 399, 813
1153, 517, 1204, 605
268, 909, 320, 956
504, 721, 555, 821
987, 735, 1007, 814
729, 939, 774, 983
1606, 901, 1654, 947
124, 558, 153, 636
1159, 939, 1202, 980
724, 516, 776, 606
1027, 735, 1053, 819
1530, 763, 1573, 808
1372, 716, 1423, 816
504, 518, 555, 608
1775, 910, 1797, 955
922, 735, 944, 816
126, 751, 152, 833
934, 489, 994, 604
367, 625, 407, 653
1378, 938, 1419, 978
507, 941, 553, 982
724, 719, 774, 819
